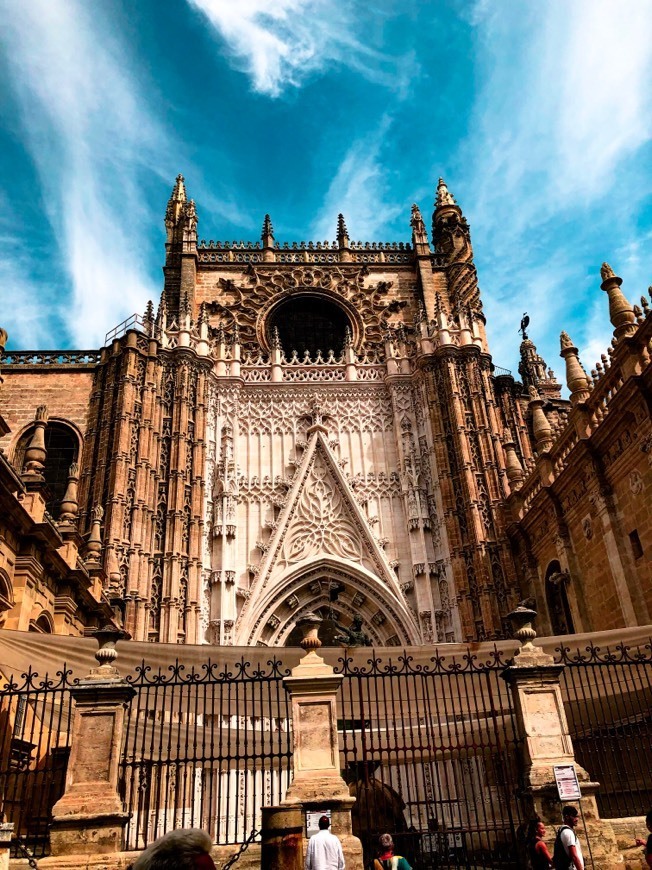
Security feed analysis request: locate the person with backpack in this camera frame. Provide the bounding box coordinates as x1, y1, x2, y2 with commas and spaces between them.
525, 818, 553, 869
373, 833, 412, 870
553, 806, 584, 869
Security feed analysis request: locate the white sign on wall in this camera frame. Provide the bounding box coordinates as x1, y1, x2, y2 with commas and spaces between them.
306, 809, 332, 838
554, 764, 582, 802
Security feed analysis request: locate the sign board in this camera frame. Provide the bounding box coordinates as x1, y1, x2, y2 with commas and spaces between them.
306, 809, 332, 838
554, 764, 582, 801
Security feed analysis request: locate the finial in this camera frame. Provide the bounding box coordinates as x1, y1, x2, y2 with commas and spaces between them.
559, 331, 590, 404
271, 326, 282, 350
337, 213, 349, 241
519, 312, 530, 340
599, 261, 636, 341
22, 405, 49, 479
503, 429, 525, 491
435, 177, 456, 208
85, 505, 104, 566
92, 624, 130, 676
59, 462, 80, 524
343, 325, 353, 349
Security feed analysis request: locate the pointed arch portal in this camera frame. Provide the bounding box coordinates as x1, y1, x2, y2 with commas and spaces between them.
242, 556, 420, 647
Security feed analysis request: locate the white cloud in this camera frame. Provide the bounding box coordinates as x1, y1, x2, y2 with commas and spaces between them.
311, 117, 405, 242
186, 0, 413, 97
0, 0, 172, 347
462, 0, 652, 373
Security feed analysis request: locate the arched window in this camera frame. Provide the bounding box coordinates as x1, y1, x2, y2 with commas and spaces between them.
29, 611, 54, 633
270, 295, 350, 359
545, 561, 574, 636
15, 422, 79, 514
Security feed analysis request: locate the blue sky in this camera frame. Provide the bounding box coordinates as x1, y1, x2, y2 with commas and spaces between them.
1, 0, 651, 378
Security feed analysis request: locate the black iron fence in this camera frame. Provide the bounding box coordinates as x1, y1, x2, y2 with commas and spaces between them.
1, 639, 652, 862
558, 640, 652, 819
337, 649, 526, 870
0, 666, 75, 858
119, 657, 293, 851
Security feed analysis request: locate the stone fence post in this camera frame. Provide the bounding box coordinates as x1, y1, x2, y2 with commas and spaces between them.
279, 613, 363, 870
40, 626, 134, 869
502, 606, 623, 868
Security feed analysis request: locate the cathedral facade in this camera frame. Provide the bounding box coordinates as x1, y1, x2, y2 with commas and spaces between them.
0, 177, 649, 645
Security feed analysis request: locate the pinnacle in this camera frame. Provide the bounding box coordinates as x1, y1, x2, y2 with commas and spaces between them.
600, 262, 616, 281
410, 203, 424, 225
262, 213, 274, 239
170, 174, 186, 202
337, 213, 349, 238
435, 177, 456, 208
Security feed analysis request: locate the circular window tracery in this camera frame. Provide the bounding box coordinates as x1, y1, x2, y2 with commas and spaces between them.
269, 295, 350, 359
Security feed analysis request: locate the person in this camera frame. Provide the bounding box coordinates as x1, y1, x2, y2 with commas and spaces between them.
129, 828, 217, 870
553, 806, 584, 870
373, 833, 412, 870
635, 808, 652, 868
525, 818, 552, 869
304, 814, 345, 870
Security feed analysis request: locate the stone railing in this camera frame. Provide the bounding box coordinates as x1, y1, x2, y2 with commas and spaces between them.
2, 350, 101, 367
197, 238, 417, 265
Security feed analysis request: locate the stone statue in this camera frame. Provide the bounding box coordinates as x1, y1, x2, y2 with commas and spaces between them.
334, 614, 372, 647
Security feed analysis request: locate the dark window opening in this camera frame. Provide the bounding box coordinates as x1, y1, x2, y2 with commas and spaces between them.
545, 560, 574, 636
270, 295, 350, 359
16, 424, 78, 514
629, 530, 644, 560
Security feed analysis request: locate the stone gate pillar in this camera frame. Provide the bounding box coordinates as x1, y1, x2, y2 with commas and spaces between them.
502, 606, 623, 868
280, 613, 363, 870
41, 626, 134, 868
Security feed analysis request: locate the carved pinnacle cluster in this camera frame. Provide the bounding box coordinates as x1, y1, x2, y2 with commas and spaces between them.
261, 214, 274, 240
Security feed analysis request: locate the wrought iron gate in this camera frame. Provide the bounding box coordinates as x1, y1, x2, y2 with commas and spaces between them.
336, 650, 526, 869
0, 666, 75, 858
119, 656, 293, 851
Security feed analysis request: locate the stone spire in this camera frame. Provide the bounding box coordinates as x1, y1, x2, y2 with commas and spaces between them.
165, 173, 187, 230
337, 213, 351, 262
600, 262, 636, 341
22, 405, 49, 482
410, 203, 430, 256
560, 331, 590, 405
261, 214, 274, 246
262, 214, 275, 262
518, 316, 561, 399
528, 387, 553, 453
431, 176, 480, 315
337, 213, 349, 248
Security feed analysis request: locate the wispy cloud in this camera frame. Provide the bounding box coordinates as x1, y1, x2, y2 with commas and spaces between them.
186, 0, 414, 97
311, 117, 405, 242
461, 0, 652, 374
0, 0, 173, 348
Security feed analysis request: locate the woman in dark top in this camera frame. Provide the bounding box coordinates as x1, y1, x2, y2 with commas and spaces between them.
525, 818, 553, 870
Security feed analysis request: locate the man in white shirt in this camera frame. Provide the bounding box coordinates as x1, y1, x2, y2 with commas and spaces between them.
557, 806, 584, 869
304, 815, 345, 870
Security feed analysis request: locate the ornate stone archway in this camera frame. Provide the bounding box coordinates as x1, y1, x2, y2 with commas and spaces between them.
238, 556, 420, 647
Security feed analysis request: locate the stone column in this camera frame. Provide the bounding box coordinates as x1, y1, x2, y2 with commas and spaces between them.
42, 626, 134, 868
502, 606, 623, 868
280, 613, 363, 870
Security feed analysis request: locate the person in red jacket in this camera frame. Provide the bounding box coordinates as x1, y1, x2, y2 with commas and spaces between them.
129, 828, 217, 870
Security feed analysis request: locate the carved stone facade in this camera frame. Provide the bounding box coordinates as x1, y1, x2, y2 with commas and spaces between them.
0, 178, 649, 645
